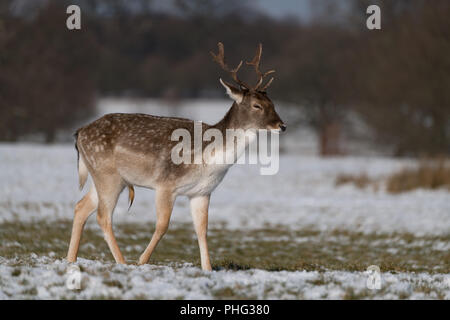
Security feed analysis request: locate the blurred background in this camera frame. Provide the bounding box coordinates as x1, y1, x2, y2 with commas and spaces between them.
0, 0, 449, 157
0, 1, 450, 299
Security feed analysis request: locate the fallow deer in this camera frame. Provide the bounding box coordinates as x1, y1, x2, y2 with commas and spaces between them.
67, 42, 286, 271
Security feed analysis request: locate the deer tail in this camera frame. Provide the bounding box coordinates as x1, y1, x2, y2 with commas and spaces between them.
78, 155, 89, 191
128, 185, 135, 211
74, 131, 88, 191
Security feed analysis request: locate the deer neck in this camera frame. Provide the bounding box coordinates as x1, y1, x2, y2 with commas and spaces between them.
212, 103, 257, 164
214, 103, 244, 133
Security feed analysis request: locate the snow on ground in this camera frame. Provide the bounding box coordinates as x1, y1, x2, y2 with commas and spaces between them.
0, 256, 448, 300
0, 144, 449, 235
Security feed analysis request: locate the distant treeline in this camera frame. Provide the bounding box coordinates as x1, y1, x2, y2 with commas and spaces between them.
0, 0, 449, 156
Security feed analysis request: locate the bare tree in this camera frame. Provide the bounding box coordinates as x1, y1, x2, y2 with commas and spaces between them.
0, 1, 98, 142
350, 0, 450, 155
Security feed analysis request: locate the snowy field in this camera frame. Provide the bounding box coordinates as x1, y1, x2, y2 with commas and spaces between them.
0, 143, 449, 300
1, 144, 449, 234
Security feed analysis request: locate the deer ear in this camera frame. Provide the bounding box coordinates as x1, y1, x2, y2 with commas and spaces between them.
220, 78, 243, 104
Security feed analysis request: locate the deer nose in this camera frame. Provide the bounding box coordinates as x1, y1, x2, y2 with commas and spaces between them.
280, 124, 287, 132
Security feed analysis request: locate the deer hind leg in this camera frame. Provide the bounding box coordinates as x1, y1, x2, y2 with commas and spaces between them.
95, 176, 126, 264
190, 195, 212, 271
67, 186, 99, 262
138, 188, 175, 265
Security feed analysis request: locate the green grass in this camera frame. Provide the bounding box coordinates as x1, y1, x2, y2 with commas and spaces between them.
0, 219, 448, 274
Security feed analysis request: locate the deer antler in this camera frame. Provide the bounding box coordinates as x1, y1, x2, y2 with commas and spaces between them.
246, 43, 275, 91
210, 42, 249, 90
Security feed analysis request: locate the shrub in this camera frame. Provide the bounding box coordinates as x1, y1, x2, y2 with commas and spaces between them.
335, 172, 372, 189
386, 159, 450, 194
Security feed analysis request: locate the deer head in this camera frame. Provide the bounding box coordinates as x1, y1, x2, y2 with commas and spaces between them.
211, 42, 286, 132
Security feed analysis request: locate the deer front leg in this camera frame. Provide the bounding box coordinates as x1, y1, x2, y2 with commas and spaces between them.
190, 195, 212, 271
138, 189, 175, 265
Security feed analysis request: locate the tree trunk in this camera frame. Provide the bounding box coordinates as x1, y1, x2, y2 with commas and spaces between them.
319, 121, 342, 156
45, 129, 56, 144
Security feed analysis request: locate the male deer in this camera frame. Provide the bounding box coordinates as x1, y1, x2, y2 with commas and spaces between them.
67, 43, 286, 271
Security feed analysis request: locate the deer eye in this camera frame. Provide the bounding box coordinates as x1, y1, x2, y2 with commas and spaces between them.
252, 104, 262, 110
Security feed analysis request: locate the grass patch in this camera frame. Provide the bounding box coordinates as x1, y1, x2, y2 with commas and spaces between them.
11, 268, 21, 277
213, 260, 251, 271
103, 279, 124, 289
0, 219, 448, 274
335, 172, 374, 189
